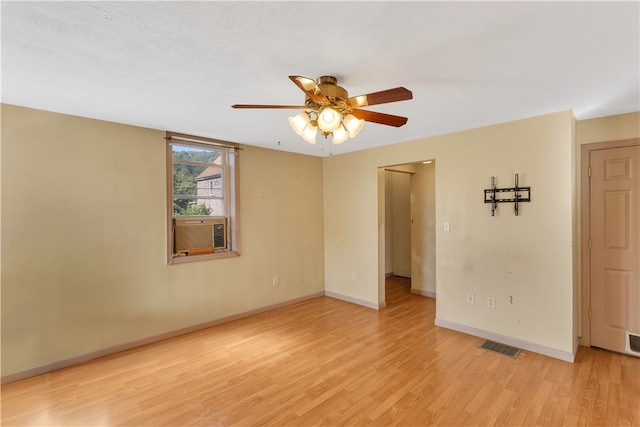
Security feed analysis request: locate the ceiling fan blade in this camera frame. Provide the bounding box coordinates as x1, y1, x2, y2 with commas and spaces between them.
351, 109, 408, 127
289, 75, 330, 104
347, 87, 413, 108
232, 104, 307, 109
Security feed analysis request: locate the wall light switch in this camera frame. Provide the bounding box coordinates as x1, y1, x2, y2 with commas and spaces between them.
444, 222, 450, 232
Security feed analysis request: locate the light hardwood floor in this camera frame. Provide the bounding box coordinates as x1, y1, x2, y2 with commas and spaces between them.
2, 276, 639, 426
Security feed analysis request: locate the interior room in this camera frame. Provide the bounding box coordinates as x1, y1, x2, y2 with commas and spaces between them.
2, 2, 639, 426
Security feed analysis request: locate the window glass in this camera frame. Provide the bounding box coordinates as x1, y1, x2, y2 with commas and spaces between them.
172, 144, 225, 217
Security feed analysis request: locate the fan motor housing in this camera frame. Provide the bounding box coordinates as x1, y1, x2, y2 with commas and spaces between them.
317, 76, 348, 100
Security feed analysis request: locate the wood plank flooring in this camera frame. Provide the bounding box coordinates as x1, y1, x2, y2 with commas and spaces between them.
2, 276, 639, 426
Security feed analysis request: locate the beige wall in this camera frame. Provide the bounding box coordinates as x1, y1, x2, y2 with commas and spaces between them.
384, 171, 393, 275
3, 104, 637, 375
1, 104, 325, 376
576, 112, 640, 145
410, 162, 436, 295
324, 111, 577, 356
389, 171, 411, 277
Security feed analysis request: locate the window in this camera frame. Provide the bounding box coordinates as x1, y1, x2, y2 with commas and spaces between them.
166, 132, 240, 263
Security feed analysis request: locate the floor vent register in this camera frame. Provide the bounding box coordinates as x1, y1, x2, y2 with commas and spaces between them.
479, 340, 522, 358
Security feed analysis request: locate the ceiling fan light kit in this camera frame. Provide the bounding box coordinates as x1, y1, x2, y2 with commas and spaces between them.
288, 112, 309, 136
343, 113, 364, 138
301, 122, 318, 145
331, 124, 349, 144
317, 106, 342, 132
232, 75, 412, 146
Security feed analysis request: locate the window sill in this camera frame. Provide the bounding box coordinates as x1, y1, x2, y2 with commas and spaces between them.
169, 250, 240, 265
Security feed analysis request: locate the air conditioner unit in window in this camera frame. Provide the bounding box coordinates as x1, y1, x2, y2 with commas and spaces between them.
174, 217, 228, 255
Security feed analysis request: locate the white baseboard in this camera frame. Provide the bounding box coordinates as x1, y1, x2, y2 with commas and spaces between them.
1, 292, 325, 385
324, 290, 383, 310
410, 288, 436, 298
435, 318, 576, 363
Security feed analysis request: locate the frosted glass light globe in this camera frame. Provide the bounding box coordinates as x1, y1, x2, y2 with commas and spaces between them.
316, 106, 341, 132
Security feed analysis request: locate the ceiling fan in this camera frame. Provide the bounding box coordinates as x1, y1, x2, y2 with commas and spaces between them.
232, 75, 413, 145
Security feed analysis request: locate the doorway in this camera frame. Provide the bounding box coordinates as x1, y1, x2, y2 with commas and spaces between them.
581, 138, 640, 355
380, 160, 436, 305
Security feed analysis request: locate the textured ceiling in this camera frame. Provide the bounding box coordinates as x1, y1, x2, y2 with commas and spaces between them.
2, 1, 639, 157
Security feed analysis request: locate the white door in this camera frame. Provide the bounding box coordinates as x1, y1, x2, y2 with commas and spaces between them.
590, 145, 640, 353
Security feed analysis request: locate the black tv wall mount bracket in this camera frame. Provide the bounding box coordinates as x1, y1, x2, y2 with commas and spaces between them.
484, 174, 531, 216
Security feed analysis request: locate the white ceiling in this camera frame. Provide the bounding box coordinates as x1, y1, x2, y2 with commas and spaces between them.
2, 1, 639, 157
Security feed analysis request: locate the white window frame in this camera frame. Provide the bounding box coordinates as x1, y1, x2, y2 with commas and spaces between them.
166, 131, 240, 264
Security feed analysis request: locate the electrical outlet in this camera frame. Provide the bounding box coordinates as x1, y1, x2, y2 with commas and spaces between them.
272, 277, 279, 287
487, 297, 495, 308
466, 292, 475, 304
